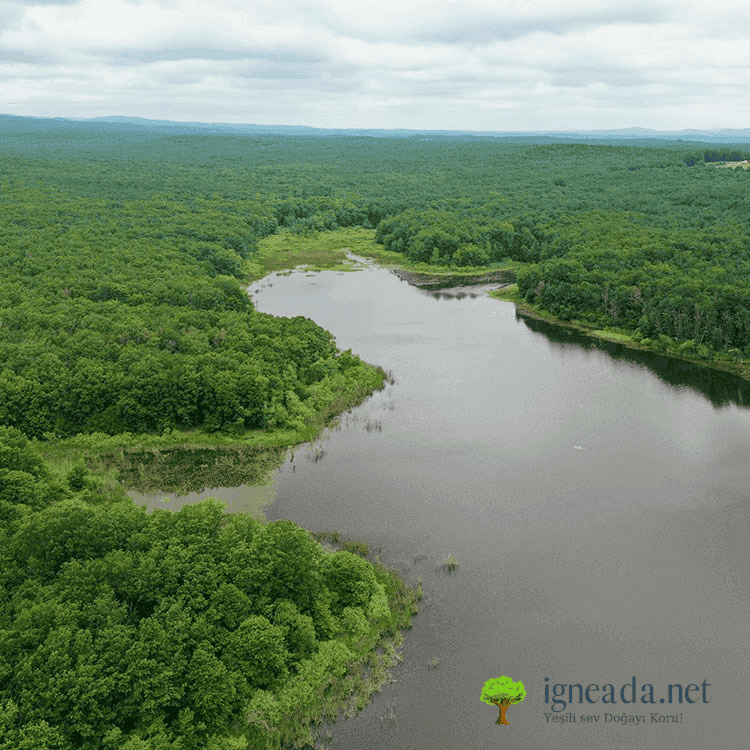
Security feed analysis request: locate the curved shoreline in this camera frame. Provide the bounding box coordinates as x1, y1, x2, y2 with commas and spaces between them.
377, 261, 750, 384
497, 289, 750, 385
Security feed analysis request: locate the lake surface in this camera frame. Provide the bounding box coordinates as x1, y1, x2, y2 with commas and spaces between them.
134, 259, 750, 749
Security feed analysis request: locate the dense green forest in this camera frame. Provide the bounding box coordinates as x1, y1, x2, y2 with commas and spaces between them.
0, 182, 383, 439
4, 128, 748, 370
0, 427, 418, 749
2, 124, 750, 749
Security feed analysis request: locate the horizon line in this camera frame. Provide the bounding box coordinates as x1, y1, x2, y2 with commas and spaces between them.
2, 113, 750, 135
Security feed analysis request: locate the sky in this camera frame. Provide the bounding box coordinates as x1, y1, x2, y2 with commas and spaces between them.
1, 0, 749, 132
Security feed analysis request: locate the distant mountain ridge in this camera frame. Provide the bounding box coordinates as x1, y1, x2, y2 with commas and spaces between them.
2, 113, 750, 142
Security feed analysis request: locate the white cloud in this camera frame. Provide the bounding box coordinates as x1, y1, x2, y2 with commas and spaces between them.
1, 0, 749, 129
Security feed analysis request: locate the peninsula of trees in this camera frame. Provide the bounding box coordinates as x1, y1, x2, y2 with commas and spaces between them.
0, 427, 418, 749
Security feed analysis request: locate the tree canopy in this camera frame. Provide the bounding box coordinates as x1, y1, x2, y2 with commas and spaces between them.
3, 130, 750, 393
480, 676, 527, 725
0, 184, 384, 438
0, 427, 417, 749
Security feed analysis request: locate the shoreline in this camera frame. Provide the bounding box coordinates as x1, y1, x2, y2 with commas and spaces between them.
504, 294, 750, 384
389, 267, 516, 290
32, 245, 421, 749
488, 285, 750, 384
368, 257, 750, 384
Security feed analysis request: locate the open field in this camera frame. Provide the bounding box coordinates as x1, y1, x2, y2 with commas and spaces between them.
716, 160, 750, 169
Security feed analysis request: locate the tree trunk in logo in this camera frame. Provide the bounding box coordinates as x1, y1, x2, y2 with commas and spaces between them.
495, 700, 511, 724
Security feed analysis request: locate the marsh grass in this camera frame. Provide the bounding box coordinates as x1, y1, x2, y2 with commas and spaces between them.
35, 359, 389, 495
247, 227, 380, 279
439, 555, 460, 573
340, 540, 371, 558
248, 227, 527, 283
308, 533, 372, 561
487, 283, 523, 304
98, 443, 289, 494
26, 226, 422, 749
590, 328, 637, 343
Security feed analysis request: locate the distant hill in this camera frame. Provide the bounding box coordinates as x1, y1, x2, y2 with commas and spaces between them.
2, 113, 750, 143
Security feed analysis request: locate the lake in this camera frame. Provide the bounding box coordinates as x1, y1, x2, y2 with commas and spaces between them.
132, 258, 750, 749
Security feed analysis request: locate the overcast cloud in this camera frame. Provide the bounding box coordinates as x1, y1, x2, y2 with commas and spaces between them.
1, 0, 748, 130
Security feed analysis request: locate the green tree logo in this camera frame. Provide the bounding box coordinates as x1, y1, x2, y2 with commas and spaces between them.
480, 676, 526, 725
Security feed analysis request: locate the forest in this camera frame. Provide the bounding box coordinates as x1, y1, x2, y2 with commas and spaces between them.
0, 183, 385, 440
0, 427, 418, 749
2, 120, 750, 748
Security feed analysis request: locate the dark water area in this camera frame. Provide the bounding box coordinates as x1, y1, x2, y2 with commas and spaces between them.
519, 313, 750, 409
134, 260, 750, 749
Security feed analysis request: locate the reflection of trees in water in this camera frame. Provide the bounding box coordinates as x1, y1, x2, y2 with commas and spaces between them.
300, 438, 327, 464
377, 700, 397, 724
519, 312, 750, 409
339, 413, 386, 433
103, 444, 287, 494
424, 287, 496, 301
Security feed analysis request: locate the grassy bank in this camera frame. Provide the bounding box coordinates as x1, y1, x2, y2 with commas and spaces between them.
247, 224, 750, 393
31, 228, 397, 493
359, 242, 522, 278
246, 226, 750, 383
245, 226, 380, 279
22, 229, 420, 747
0, 423, 423, 750
247, 226, 523, 280
37, 362, 389, 496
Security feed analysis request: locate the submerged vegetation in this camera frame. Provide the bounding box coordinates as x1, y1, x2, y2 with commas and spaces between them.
439, 555, 460, 573
2, 121, 750, 747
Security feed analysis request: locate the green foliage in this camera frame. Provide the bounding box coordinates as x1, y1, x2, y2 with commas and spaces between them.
0, 436, 415, 750
340, 539, 371, 557
272, 600, 318, 664
339, 606, 369, 640
374, 202, 522, 267
440, 554, 460, 572
0, 185, 384, 439
366, 583, 391, 622
480, 676, 527, 706
4, 130, 750, 391
513, 209, 750, 356
0, 428, 71, 522
66, 464, 89, 492
324, 551, 378, 614
5, 123, 750, 746
0, 427, 48, 477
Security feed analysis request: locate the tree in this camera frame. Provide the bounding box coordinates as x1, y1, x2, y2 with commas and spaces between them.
480, 676, 526, 725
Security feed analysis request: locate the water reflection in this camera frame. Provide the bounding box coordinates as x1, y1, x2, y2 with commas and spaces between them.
128, 480, 278, 519
252, 265, 750, 750
422, 283, 501, 301
127, 264, 750, 750
519, 312, 750, 408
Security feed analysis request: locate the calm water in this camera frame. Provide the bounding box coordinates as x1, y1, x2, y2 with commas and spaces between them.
135, 260, 750, 749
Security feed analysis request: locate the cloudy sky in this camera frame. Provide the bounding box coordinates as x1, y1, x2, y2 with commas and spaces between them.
1, 0, 748, 131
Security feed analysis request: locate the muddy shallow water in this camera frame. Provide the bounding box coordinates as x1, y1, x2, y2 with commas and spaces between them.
132, 260, 750, 749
